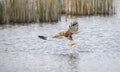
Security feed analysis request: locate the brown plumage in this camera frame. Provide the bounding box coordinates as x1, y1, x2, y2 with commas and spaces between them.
38, 21, 79, 48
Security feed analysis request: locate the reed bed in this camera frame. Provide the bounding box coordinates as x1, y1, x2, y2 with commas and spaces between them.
63, 0, 114, 16
0, 1, 4, 23
0, 0, 61, 24
0, 0, 32, 23
36, 0, 61, 22
0, 0, 115, 24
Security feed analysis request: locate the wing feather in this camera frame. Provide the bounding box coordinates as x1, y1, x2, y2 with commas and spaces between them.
67, 21, 78, 34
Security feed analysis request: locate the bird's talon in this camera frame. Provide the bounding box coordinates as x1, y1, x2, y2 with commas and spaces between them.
71, 43, 75, 48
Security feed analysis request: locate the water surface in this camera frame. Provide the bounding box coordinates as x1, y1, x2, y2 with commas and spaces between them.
0, 0, 120, 72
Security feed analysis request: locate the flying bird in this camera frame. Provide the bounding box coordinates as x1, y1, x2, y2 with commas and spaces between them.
38, 21, 79, 48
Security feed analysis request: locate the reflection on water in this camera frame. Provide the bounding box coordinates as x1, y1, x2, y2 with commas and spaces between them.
54, 50, 79, 72
69, 51, 79, 72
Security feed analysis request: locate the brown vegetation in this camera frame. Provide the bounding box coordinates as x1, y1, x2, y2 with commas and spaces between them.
0, 0, 61, 23
63, 0, 114, 16
0, 0, 115, 24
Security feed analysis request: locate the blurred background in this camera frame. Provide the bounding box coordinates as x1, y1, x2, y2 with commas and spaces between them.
0, 0, 116, 23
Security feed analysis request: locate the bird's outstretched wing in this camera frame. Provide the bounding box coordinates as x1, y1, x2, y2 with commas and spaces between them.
38, 21, 79, 40
38, 21, 79, 48
67, 21, 79, 34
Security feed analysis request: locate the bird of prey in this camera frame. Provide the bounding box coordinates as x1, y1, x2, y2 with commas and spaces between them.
38, 21, 79, 48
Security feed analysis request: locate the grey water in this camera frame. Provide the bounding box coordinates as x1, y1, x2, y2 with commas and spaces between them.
0, 0, 120, 72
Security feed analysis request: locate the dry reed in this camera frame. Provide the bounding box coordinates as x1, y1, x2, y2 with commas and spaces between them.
0, 0, 115, 24
63, 0, 114, 16
0, 0, 61, 24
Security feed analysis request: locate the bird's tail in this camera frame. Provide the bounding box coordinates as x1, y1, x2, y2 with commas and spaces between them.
38, 35, 47, 40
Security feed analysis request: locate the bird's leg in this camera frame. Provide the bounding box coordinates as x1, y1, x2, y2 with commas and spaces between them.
67, 35, 75, 48
70, 40, 75, 48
